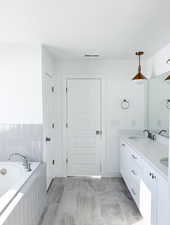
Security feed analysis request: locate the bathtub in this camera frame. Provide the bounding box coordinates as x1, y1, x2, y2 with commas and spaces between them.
0, 162, 40, 216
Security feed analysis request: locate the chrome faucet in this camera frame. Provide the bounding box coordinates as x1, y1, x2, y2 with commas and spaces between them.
143, 129, 156, 141
8, 153, 31, 172
143, 129, 150, 136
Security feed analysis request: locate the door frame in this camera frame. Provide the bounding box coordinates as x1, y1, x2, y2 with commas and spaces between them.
42, 72, 56, 187
62, 74, 106, 177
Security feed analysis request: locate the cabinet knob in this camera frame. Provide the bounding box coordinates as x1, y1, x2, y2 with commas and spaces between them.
131, 188, 136, 196
46, 137, 51, 142
166, 59, 170, 64
131, 170, 137, 176
131, 154, 137, 160
149, 172, 156, 179
152, 174, 156, 179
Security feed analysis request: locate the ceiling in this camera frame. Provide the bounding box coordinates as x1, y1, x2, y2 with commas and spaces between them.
0, 0, 170, 59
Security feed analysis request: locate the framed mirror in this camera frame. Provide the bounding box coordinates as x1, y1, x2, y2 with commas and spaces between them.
148, 73, 170, 138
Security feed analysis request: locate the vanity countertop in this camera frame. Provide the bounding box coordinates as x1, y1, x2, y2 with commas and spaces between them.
120, 135, 168, 181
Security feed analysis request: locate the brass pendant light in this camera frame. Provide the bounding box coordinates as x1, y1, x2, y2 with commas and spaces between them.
132, 51, 147, 82
164, 59, 170, 83
165, 75, 170, 84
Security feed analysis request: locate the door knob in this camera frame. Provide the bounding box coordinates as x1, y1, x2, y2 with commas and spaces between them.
46, 137, 51, 142
96, 130, 102, 135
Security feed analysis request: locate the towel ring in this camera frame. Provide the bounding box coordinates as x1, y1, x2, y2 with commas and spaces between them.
121, 99, 129, 110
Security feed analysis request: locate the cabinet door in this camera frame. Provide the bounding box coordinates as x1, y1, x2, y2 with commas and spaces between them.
157, 175, 168, 225
139, 160, 157, 225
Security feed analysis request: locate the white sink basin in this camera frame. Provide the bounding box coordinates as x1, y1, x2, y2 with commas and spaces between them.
128, 136, 145, 140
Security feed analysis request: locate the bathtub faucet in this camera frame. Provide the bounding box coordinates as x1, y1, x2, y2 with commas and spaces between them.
8, 153, 32, 172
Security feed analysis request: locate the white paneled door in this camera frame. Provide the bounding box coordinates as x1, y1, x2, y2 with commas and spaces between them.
66, 78, 102, 176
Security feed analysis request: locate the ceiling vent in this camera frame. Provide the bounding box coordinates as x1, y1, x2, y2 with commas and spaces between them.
84, 54, 100, 58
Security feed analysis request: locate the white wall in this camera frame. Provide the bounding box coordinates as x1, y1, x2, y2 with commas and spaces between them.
52, 59, 146, 176
0, 44, 43, 124
0, 44, 146, 177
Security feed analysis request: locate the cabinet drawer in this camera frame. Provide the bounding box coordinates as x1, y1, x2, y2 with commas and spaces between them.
126, 147, 142, 176
127, 174, 140, 207
128, 161, 141, 208
129, 163, 141, 182
127, 146, 141, 164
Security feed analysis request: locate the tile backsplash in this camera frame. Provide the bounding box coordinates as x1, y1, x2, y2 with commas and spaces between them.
0, 124, 43, 161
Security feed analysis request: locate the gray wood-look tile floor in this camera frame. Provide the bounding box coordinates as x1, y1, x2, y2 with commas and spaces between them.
40, 177, 146, 225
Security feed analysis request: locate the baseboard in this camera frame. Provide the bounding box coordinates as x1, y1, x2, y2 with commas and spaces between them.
102, 172, 121, 177
47, 172, 121, 180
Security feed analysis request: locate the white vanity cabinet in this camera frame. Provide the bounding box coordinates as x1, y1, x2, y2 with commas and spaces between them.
120, 139, 168, 225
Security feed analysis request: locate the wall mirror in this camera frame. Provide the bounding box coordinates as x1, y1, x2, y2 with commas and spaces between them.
148, 73, 170, 138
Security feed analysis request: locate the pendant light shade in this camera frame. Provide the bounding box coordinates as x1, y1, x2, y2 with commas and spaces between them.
165, 75, 170, 84
132, 51, 147, 83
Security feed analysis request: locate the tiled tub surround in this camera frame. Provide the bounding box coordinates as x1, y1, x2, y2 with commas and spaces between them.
0, 124, 43, 161
0, 163, 46, 225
